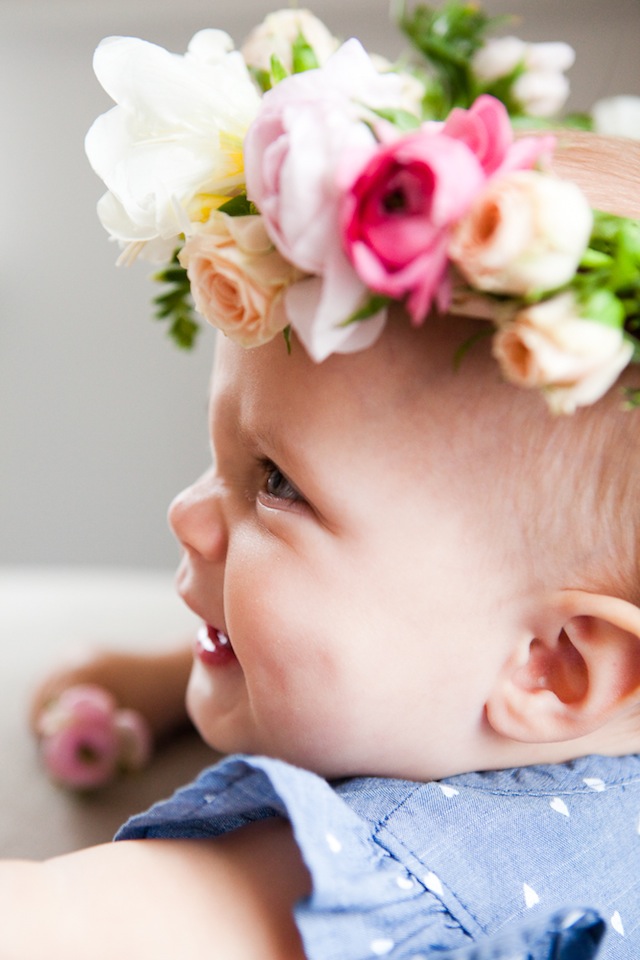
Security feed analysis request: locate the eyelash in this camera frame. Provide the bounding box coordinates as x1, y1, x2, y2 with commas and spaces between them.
258, 459, 303, 506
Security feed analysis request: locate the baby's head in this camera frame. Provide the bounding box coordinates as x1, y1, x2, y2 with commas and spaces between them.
86, 9, 640, 780
169, 132, 640, 782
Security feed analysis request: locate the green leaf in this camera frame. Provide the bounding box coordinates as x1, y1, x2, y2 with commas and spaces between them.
372, 106, 422, 130
218, 194, 259, 217
249, 66, 272, 93
396, 2, 508, 113
623, 385, 640, 409
152, 250, 200, 350
291, 30, 320, 73
579, 248, 612, 271
270, 54, 288, 85
579, 289, 625, 329
453, 326, 493, 369
340, 294, 391, 327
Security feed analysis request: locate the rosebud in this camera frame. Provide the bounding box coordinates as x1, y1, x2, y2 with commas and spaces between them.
472, 37, 526, 83
592, 95, 640, 141
493, 292, 634, 414
36, 684, 153, 791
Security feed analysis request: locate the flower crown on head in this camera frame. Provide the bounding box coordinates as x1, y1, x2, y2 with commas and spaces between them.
85, 2, 640, 415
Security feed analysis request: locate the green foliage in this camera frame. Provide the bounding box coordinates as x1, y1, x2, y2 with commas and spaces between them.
218, 194, 259, 217
396, 1, 508, 116
250, 66, 273, 93
257, 29, 320, 92
341, 294, 392, 326
623, 387, 640, 409
152, 251, 200, 349
574, 212, 640, 341
372, 106, 422, 131
270, 53, 289, 84
291, 30, 320, 73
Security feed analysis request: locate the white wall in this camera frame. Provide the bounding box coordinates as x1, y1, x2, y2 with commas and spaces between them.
1, 0, 638, 570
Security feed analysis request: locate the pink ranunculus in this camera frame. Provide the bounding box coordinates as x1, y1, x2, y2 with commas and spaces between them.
340, 96, 554, 325
441, 95, 554, 176
340, 130, 486, 323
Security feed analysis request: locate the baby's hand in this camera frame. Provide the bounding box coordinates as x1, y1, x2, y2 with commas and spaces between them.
35, 683, 152, 790
30, 644, 194, 790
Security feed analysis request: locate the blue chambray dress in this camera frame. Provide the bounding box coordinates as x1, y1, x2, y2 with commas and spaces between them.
116, 752, 640, 960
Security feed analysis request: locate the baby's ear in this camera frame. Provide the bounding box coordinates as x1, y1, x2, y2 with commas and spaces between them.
486, 591, 640, 744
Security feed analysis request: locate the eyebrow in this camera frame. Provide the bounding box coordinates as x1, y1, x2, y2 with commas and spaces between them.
237, 416, 306, 477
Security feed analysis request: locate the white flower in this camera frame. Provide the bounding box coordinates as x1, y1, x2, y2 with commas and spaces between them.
592, 95, 640, 141
523, 42, 575, 75
512, 70, 570, 119
241, 9, 340, 73
472, 37, 574, 118
493, 292, 634, 414
472, 36, 527, 82
369, 54, 426, 117
85, 30, 261, 262
449, 170, 592, 297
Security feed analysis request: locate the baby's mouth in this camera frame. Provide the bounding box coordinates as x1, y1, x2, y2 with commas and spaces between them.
195, 624, 237, 667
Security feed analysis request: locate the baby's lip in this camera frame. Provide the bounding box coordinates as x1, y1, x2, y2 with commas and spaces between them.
195, 624, 237, 666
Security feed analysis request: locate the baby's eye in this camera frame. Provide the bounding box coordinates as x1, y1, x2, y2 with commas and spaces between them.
261, 461, 302, 504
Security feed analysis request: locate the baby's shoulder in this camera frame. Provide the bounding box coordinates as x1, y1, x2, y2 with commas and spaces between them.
117, 754, 640, 959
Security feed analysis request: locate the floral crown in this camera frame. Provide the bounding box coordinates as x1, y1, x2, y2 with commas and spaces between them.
85, 2, 640, 415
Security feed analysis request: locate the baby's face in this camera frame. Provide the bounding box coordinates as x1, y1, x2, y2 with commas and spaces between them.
170, 321, 524, 780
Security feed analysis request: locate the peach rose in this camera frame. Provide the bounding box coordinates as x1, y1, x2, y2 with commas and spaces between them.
179, 212, 301, 347
493, 292, 634, 414
449, 170, 592, 297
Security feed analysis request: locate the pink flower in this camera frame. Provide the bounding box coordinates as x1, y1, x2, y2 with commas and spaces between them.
37, 685, 120, 790
341, 132, 485, 322
341, 96, 545, 323
340, 97, 546, 323
441, 95, 553, 175
36, 684, 153, 791
244, 39, 411, 360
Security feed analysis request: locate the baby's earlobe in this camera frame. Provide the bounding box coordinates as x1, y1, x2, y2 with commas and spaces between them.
486, 591, 640, 745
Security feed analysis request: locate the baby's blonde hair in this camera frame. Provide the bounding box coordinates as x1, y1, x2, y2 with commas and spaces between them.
510, 132, 640, 603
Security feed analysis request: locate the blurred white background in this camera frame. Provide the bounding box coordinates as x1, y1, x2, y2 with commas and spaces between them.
1, 0, 638, 570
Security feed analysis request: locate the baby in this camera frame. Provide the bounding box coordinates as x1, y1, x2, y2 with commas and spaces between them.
18, 6, 640, 960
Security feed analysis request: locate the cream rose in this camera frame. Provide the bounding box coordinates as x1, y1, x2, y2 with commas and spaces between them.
241, 9, 339, 73
179, 213, 301, 348
492, 292, 634, 414
449, 170, 592, 297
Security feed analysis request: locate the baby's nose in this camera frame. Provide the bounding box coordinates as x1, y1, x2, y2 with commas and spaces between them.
168, 471, 227, 563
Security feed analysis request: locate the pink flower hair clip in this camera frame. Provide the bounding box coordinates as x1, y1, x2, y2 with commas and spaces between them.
85, 2, 640, 414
